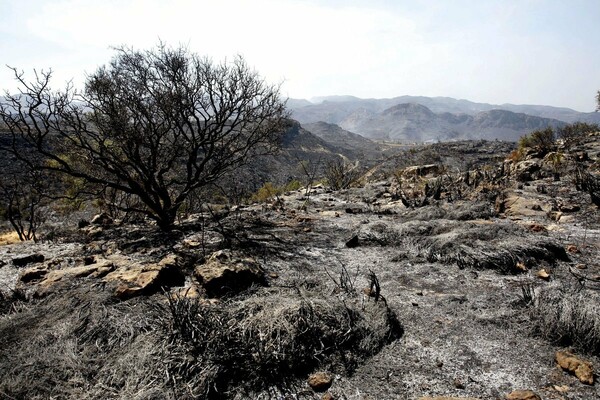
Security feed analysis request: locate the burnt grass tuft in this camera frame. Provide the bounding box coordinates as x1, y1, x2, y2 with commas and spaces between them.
164, 288, 402, 398
0, 283, 402, 399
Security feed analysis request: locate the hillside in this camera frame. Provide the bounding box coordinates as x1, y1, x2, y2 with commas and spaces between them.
302, 121, 383, 161
338, 103, 565, 142
230, 120, 384, 191
290, 95, 600, 142
1, 132, 599, 399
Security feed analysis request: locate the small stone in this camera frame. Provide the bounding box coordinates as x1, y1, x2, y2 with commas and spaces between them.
515, 262, 528, 272
322, 393, 335, 400
174, 285, 201, 299
453, 377, 465, 389
528, 224, 546, 232
308, 372, 333, 392
505, 390, 541, 400
90, 212, 113, 226
556, 351, 594, 385
548, 211, 562, 221
566, 245, 579, 254
576, 264, 587, 270
553, 385, 569, 393
537, 269, 550, 280
20, 267, 48, 282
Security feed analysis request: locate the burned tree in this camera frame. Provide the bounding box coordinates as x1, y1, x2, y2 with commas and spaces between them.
0, 44, 288, 230
0, 167, 48, 242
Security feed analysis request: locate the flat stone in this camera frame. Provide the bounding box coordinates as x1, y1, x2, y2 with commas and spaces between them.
556, 351, 594, 385
505, 390, 541, 400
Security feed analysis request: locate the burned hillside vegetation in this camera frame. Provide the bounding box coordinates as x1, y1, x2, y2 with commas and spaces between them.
1, 45, 600, 399
0, 126, 598, 399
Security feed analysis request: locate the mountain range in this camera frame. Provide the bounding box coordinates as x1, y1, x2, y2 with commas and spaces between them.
290, 95, 600, 142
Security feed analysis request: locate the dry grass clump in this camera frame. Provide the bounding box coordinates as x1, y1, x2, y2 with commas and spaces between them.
164, 287, 403, 398
0, 230, 21, 245
0, 286, 170, 400
426, 235, 568, 273
0, 287, 26, 315
533, 288, 600, 355
362, 218, 567, 274
0, 283, 401, 399
383, 221, 567, 273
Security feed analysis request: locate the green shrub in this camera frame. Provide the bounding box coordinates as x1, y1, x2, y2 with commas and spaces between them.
283, 179, 302, 192
250, 182, 280, 203
518, 127, 556, 155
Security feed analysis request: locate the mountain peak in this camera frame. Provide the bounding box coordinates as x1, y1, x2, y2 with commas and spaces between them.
382, 103, 435, 117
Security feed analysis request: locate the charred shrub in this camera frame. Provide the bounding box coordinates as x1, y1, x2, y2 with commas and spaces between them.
164, 288, 403, 397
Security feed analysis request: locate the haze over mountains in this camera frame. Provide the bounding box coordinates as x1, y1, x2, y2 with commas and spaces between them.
291, 95, 600, 143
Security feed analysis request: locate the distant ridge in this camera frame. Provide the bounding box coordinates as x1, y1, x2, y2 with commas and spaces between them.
289, 95, 598, 142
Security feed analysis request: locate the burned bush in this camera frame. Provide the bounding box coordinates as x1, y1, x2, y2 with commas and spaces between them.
164, 287, 403, 397
533, 287, 600, 355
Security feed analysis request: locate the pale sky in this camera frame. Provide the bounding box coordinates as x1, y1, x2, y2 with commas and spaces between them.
1, 0, 599, 111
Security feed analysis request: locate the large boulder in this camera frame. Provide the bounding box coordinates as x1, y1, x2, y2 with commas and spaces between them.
512, 159, 541, 182
402, 164, 443, 178
194, 250, 266, 297
105, 254, 185, 299
502, 195, 547, 218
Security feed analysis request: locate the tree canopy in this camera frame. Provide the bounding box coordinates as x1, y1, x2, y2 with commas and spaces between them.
0, 44, 288, 230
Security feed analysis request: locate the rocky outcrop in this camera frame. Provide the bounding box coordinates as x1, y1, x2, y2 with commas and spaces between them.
20, 259, 116, 296
194, 250, 266, 297
19, 254, 184, 299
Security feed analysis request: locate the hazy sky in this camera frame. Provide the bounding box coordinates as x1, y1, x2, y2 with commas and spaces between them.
1, 0, 599, 111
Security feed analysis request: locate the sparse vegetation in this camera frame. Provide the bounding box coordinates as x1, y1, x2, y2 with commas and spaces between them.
0, 168, 49, 242
324, 159, 362, 190
518, 127, 555, 155
557, 122, 599, 148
